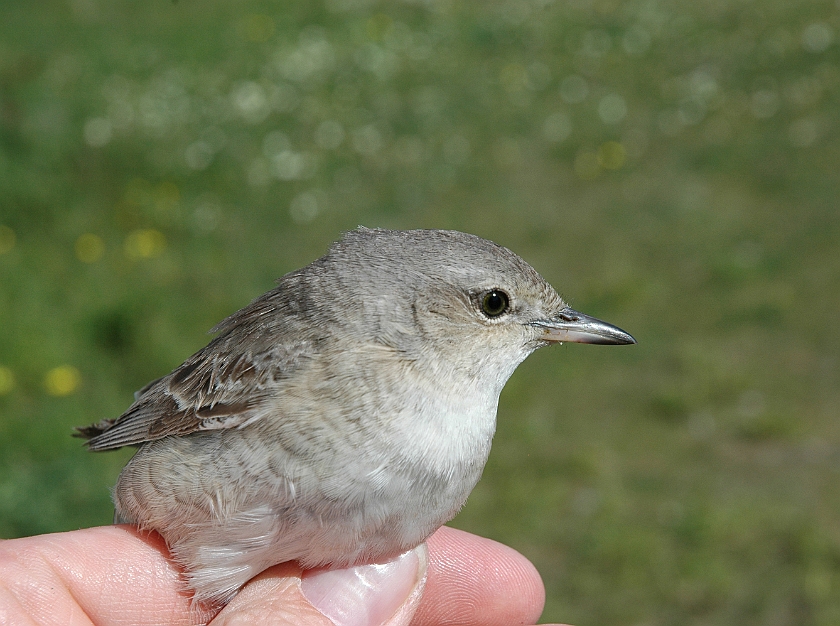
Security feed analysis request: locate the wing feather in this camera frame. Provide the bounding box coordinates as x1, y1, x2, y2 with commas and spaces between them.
76, 280, 322, 451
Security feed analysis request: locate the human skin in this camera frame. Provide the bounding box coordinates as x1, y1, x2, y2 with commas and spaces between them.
0, 525, 569, 626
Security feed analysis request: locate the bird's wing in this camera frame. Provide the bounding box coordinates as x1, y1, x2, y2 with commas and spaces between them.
76, 285, 320, 451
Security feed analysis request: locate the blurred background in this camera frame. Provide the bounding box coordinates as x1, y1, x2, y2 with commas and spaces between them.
1, 0, 839, 623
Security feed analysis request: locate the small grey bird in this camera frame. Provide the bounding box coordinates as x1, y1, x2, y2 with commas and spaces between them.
77, 228, 635, 607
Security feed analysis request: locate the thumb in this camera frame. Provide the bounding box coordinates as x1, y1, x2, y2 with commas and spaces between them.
210, 545, 428, 626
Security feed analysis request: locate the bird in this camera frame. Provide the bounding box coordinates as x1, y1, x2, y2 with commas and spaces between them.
76, 227, 635, 608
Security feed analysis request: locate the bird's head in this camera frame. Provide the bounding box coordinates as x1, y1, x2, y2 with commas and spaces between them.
317, 228, 635, 393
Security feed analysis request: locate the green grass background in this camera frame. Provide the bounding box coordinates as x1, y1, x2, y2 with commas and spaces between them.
2, 0, 840, 623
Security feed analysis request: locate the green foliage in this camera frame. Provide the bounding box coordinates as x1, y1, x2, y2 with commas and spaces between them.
2, 0, 839, 623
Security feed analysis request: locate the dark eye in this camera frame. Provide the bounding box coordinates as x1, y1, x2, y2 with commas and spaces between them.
481, 290, 510, 317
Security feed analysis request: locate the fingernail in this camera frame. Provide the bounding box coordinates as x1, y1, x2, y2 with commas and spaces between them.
301, 544, 428, 626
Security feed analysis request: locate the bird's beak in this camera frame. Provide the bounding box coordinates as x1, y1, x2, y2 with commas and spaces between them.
531, 307, 637, 345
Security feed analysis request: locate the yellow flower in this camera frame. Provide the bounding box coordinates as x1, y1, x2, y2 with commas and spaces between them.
124, 229, 166, 260
45, 366, 82, 397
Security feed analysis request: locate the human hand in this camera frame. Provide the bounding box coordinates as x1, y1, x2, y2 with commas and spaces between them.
0, 525, 569, 625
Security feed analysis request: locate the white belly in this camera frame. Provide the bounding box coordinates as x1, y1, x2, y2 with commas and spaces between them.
114, 393, 497, 606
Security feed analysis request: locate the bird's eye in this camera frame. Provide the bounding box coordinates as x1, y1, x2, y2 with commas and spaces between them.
481, 290, 510, 317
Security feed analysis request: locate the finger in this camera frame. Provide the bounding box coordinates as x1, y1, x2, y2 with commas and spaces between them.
0, 525, 192, 626
0, 526, 551, 626
412, 526, 546, 626
214, 545, 428, 626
